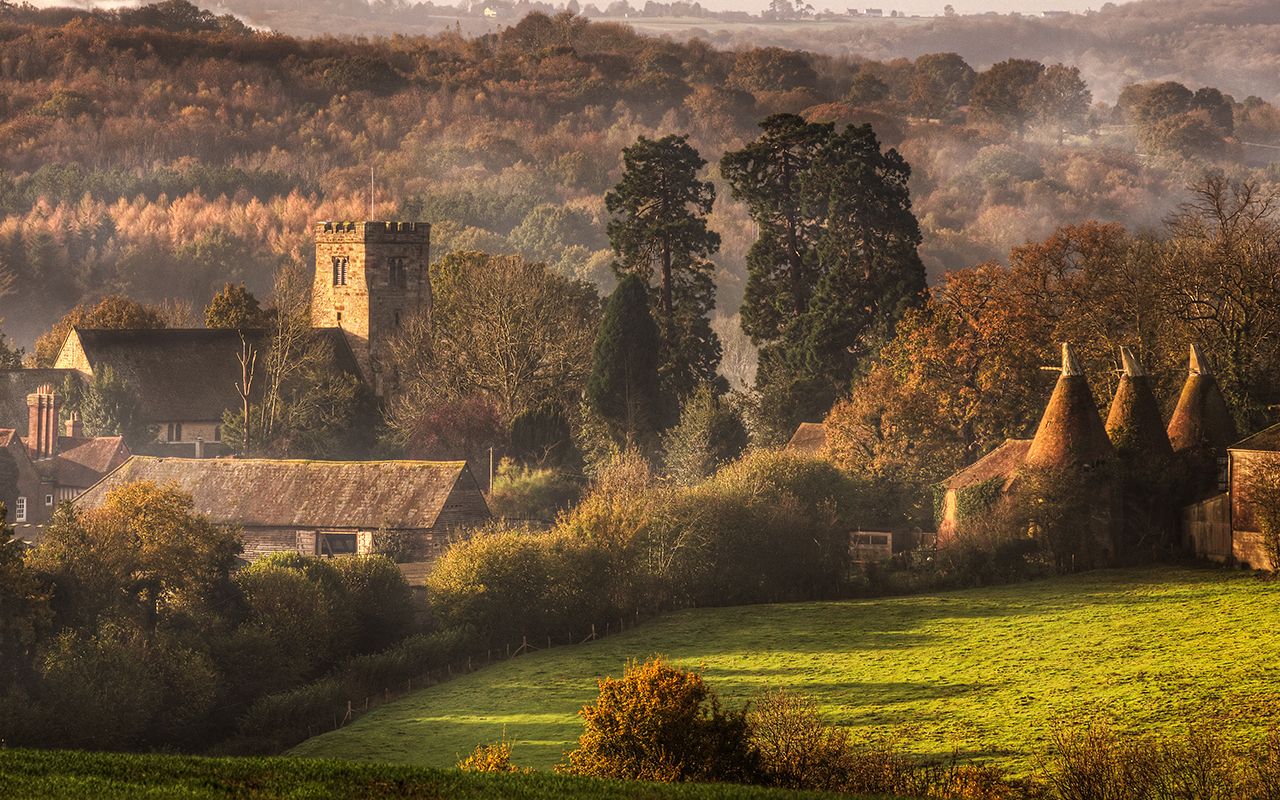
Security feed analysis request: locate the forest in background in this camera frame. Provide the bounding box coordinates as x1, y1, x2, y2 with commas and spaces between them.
61, 0, 1280, 105
1, 0, 1279, 388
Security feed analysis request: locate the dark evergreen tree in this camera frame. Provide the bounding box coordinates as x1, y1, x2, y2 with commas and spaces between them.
723, 116, 925, 441
606, 134, 723, 401
509, 404, 574, 467
587, 275, 666, 443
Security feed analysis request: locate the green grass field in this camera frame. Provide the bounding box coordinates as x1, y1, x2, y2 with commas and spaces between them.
0, 749, 855, 800
291, 567, 1280, 774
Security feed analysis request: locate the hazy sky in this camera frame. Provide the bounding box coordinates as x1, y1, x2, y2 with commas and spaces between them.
32, 0, 1128, 14
706, 0, 1114, 13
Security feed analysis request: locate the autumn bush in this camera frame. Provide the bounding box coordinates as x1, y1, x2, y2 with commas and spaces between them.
457, 737, 526, 773
560, 657, 756, 783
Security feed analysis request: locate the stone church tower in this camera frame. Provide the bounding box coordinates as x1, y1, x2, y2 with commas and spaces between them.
312, 221, 431, 395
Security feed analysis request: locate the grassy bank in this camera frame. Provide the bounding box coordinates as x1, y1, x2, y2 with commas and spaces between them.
291, 567, 1280, 772
0, 748, 857, 800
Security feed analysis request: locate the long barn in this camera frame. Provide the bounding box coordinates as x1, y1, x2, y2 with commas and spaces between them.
75, 456, 490, 563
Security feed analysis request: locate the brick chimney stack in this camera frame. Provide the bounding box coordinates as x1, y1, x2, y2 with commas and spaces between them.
65, 411, 84, 441
26, 384, 58, 460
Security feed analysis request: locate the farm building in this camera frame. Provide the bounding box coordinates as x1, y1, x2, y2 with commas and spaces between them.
935, 438, 1031, 544
1167, 343, 1237, 495
74, 456, 490, 563
1184, 426, 1280, 571
935, 343, 1122, 560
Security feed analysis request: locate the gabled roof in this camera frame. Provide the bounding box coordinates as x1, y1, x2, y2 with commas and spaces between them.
942, 438, 1032, 490
58, 327, 360, 423
75, 456, 487, 531
1230, 423, 1280, 453
785, 422, 827, 457
1025, 343, 1114, 470
49, 436, 129, 489
0, 369, 77, 435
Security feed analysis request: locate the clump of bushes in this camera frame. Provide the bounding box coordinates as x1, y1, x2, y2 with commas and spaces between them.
487, 461, 583, 523
427, 449, 870, 648
555, 657, 1033, 798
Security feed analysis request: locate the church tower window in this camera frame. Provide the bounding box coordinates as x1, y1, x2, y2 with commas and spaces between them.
332, 256, 349, 286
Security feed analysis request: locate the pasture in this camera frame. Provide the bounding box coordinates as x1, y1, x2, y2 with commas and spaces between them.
0, 748, 849, 800
292, 567, 1280, 773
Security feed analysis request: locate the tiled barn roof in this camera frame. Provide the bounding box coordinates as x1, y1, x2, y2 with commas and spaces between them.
50, 436, 129, 489
1105, 346, 1173, 460
1167, 344, 1237, 455
76, 456, 485, 531
941, 438, 1032, 490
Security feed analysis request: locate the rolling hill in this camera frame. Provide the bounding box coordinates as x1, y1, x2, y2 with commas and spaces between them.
291, 566, 1280, 773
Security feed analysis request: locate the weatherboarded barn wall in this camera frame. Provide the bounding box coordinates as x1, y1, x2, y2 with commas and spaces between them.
75, 456, 490, 564
1183, 492, 1232, 564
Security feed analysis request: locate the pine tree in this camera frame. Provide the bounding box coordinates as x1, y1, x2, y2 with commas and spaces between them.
722, 116, 925, 441
606, 134, 722, 401
587, 275, 666, 443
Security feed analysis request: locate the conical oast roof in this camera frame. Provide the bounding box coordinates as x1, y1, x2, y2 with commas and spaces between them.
1105, 346, 1174, 460
1167, 343, 1238, 454
1025, 343, 1116, 470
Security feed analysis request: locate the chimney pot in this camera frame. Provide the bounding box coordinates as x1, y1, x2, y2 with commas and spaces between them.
65, 411, 84, 440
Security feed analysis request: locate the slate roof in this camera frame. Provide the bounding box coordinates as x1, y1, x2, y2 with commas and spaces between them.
76, 456, 485, 531
0, 369, 77, 435
785, 422, 828, 456
61, 327, 359, 423
941, 439, 1032, 490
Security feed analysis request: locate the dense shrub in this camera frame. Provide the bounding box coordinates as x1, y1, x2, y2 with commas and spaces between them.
330, 555, 415, 655
428, 449, 868, 649
458, 739, 524, 773
234, 625, 480, 752
560, 657, 756, 783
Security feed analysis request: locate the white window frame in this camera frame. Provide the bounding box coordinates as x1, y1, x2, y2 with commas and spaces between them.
45, 494, 53, 506
15, 496, 26, 522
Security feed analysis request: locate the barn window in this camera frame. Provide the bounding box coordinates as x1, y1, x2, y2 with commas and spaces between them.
15, 497, 25, 522
332, 255, 349, 286
45, 494, 53, 506
317, 532, 357, 557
